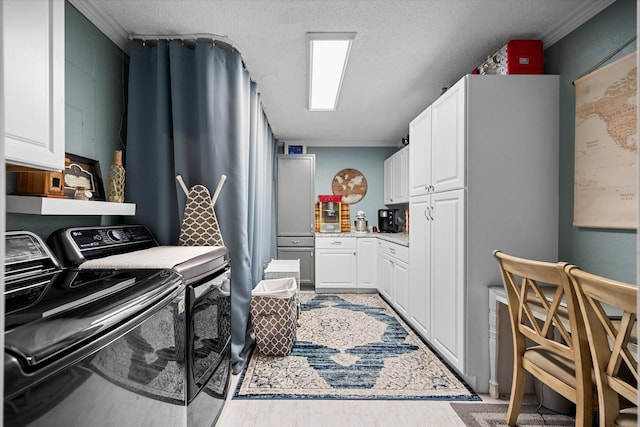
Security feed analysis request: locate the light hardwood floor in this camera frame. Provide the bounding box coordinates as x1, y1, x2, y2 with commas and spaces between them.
217, 373, 505, 426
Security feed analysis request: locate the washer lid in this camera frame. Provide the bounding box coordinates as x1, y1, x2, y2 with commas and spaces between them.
79, 246, 229, 283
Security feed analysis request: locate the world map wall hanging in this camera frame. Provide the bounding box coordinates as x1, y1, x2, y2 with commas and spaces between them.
332, 168, 367, 204
573, 51, 637, 229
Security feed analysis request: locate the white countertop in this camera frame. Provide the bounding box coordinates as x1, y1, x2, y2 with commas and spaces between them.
315, 231, 409, 247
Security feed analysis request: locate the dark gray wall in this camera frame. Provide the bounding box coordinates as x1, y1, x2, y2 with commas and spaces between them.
545, 0, 636, 282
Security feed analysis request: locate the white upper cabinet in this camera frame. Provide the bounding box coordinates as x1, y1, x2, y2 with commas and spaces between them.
429, 80, 465, 193
383, 156, 393, 204
4, 0, 65, 171
409, 81, 466, 197
409, 106, 431, 197
384, 146, 409, 205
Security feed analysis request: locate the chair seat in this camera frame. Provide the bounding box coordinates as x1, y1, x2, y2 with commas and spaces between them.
617, 407, 637, 427
524, 347, 576, 388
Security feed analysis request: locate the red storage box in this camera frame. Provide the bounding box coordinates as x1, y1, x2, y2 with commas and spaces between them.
318, 194, 342, 203
496, 40, 543, 74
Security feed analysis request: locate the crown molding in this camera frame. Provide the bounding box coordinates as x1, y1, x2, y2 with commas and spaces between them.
542, 0, 616, 47
283, 140, 401, 148
67, 0, 130, 54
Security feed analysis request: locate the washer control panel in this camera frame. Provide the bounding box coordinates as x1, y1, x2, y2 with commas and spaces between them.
48, 225, 159, 266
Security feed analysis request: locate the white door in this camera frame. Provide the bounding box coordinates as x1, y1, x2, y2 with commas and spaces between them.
315, 249, 356, 289
383, 156, 393, 204
4, 0, 65, 171
376, 240, 384, 293
409, 195, 431, 339
380, 254, 393, 301
409, 106, 432, 197
431, 78, 465, 193
357, 238, 377, 289
392, 258, 409, 317
429, 189, 465, 371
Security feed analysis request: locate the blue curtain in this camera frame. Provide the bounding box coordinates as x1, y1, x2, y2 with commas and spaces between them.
125, 41, 277, 372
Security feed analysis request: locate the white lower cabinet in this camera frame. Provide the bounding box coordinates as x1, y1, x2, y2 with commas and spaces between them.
379, 241, 409, 317
407, 190, 465, 372
379, 252, 392, 300
408, 196, 430, 340
315, 237, 357, 289
429, 190, 465, 371
356, 238, 377, 289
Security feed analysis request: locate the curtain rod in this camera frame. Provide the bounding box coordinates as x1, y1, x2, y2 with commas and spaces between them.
128, 33, 237, 50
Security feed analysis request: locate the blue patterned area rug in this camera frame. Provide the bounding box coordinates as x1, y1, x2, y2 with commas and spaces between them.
234, 293, 480, 400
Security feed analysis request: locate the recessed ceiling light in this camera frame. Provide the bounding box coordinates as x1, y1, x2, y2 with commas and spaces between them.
308, 32, 356, 111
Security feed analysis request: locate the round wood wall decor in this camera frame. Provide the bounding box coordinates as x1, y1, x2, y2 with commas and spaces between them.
332, 168, 367, 204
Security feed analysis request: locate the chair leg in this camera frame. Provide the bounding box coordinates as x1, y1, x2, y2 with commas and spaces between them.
573, 388, 593, 427
506, 363, 527, 426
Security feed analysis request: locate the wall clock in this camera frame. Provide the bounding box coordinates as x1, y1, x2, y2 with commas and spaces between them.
331, 168, 367, 204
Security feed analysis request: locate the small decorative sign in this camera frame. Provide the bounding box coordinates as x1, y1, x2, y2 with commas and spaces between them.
64, 153, 106, 201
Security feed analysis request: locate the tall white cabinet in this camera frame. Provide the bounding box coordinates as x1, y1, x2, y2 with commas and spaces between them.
408, 74, 559, 392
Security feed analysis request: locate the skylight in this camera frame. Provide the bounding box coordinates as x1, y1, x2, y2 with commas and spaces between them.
308, 32, 356, 111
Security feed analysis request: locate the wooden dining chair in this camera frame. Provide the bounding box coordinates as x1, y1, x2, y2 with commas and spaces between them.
493, 251, 593, 426
567, 266, 638, 427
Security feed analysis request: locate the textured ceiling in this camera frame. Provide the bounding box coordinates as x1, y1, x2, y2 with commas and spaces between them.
73, 0, 615, 146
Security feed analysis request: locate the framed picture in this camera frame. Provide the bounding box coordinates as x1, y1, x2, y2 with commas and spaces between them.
285, 143, 306, 154
63, 153, 106, 200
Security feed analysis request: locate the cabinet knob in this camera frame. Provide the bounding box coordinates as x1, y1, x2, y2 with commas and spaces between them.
291, 240, 300, 244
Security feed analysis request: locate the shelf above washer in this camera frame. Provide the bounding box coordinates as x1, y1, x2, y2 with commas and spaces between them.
6, 195, 136, 216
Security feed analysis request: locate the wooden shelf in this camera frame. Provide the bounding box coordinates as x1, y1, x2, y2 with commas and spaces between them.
6, 195, 136, 216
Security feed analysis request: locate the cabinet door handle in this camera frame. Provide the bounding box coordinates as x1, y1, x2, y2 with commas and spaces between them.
389, 248, 396, 254
429, 206, 434, 221
291, 240, 300, 244
331, 241, 342, 245
424, 208, 430, 220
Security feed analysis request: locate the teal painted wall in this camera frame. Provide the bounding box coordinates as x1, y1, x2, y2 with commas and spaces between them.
64, 1, 127, 178
6, 1, 128, 238
307, 146, 398, 227
545, 0, 636, 282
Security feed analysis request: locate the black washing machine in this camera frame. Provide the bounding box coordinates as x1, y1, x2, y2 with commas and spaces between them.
47, 224, 232, 427
4, 231, 189, 427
